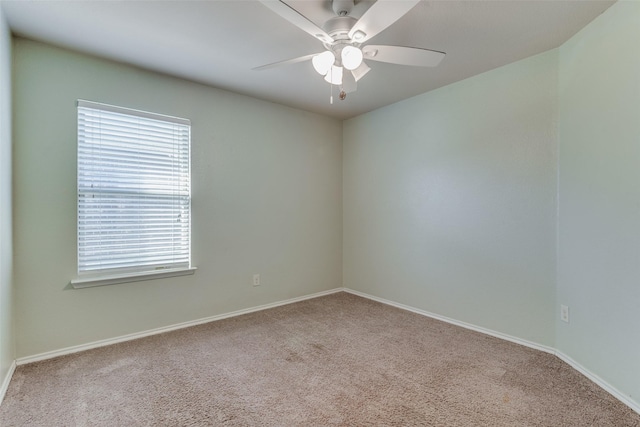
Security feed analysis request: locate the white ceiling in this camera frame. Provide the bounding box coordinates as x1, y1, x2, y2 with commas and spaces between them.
2, 0, 614, 120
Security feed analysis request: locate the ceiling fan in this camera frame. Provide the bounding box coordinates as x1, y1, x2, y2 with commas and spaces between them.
254, 0, 446, 102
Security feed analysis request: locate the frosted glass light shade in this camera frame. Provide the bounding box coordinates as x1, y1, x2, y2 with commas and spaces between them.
312, 51, 335, 75
324, 65, 343, 85
341, 46, 363, 71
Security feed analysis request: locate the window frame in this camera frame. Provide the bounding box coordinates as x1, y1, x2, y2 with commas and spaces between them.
71, 100, 195, 289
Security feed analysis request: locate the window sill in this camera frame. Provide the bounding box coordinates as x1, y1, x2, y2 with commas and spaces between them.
70, 267, 197, 289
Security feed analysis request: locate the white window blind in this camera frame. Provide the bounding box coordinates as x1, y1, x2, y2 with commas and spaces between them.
77, 100, 191, 277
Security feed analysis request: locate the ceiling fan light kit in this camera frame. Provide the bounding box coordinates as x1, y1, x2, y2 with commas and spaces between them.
313, 44, 362, 87
312, 51, 335, 75
257, 0, 446, 103
324, 65, 343, 85
341, 45, 363, 70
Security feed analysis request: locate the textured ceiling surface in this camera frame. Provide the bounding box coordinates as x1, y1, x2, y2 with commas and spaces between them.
3, 0, 614, 119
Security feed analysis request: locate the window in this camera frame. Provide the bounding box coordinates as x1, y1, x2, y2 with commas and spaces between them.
72, 100, 194, 288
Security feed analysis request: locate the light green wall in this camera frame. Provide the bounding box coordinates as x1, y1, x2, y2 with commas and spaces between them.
12, 38, 343, 358
0, 3, 14, 388
7, 0, 640, 412
343, 50, 558, 346
343, 0, 640, 409
557, 0, 640, 406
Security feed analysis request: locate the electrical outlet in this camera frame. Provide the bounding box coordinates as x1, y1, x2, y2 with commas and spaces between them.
560, 304, 569, 323
253, 274, 260, 287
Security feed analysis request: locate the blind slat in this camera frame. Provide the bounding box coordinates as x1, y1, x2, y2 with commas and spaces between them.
78, 102, 191, 276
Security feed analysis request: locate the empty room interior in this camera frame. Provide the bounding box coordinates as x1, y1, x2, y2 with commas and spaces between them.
0, 0, 639, 425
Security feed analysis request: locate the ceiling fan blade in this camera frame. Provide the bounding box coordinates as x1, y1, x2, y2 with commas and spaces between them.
253, 53, 320, 71
362, 45, 446, 67
348, 0, 420, 44
352, 62, 371, 82
259, 1, 334, 44
343, 71, 357, 93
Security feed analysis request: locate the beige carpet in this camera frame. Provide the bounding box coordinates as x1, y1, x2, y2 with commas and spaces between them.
1, 292, 638, 426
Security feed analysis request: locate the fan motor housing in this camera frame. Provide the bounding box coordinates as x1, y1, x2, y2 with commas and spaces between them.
323, 16, 357, 43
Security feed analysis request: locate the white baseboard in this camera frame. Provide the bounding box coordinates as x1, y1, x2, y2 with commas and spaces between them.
344, 288, 555, 354
555, 351, 640, 415
344, 288, 640, 416
0, 361, 16, 406
16, 287, 344, 366
11, 286, 640, 416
